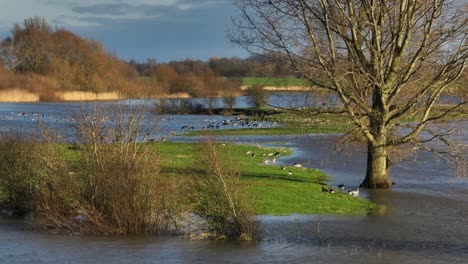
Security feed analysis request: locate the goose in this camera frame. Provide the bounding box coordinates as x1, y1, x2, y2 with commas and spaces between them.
293, 163, 303, 168
337, 184, 345, 191
348, 188, 360, 197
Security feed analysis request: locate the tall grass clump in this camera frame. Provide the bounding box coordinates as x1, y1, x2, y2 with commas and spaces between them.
194, 137, 258, 240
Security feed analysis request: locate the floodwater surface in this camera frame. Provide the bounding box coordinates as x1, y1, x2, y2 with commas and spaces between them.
1, 100, 467, 263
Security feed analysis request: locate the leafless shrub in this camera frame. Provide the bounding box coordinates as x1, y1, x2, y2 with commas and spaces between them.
0, 105, 177, 235
70, 104, 174, 234
246, 84, 269, 109
0, 135, 41, 213
195, 136, 257, 240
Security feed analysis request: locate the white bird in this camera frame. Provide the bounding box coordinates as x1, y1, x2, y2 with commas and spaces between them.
262, 158, 276, 164
348, 188, 360, 197
293, 163, 303, 168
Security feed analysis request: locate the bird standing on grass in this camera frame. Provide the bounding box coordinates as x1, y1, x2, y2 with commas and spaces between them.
293, 163, 303, 168
348, 188, 359, 197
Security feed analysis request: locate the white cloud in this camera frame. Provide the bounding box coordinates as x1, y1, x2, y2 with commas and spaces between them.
0, 0, 212, 28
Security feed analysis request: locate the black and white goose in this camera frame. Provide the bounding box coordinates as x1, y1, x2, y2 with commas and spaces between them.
348, 187, 360, 197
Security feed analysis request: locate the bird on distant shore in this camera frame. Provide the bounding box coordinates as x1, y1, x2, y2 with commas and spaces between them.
337, 184, 345, 191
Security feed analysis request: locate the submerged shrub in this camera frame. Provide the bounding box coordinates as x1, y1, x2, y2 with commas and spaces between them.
0, 105, 178, 235
64, 105, 174, 234
0, 135, 39, 214
195, 137, 258, 240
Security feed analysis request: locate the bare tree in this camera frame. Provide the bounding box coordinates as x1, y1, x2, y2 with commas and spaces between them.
231, 0, 467, 188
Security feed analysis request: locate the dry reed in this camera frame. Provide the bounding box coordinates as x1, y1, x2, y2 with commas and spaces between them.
61, 91, 122, 101
0, 89, 39, 102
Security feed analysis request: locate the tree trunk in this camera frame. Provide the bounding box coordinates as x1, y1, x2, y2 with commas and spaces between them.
360, 141, 392, 189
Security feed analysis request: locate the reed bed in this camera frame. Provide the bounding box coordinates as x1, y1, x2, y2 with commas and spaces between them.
61, 91, 122, 101
0, 89, 39, 102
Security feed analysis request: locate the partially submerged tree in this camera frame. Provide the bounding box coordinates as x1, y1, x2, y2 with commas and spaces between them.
246, 84, 269, 109
231, 0, 467, 188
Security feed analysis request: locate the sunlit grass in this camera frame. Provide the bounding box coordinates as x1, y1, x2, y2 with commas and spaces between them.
153, 142, 376, 215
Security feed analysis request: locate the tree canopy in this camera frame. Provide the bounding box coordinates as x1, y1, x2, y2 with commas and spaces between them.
0, 17, 139, 95
231, 0, 467, 188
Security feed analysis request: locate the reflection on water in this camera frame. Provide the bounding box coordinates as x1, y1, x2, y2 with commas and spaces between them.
1, 98, 467, 263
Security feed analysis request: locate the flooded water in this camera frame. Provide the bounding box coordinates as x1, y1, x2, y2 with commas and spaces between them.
1, 99, 467, 263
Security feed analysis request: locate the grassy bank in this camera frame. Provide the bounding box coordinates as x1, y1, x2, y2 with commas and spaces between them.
154, 142, 375, 215
188, 109, 353, 136
0, 141, 375, 217
188, 103, 468, 137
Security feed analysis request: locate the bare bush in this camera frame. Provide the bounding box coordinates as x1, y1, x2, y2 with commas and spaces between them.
195, 136, 257, 240
0, 105, 178, 235
0, 135, 40, 213
70, 104, 174, 234
246, 84, 269, 109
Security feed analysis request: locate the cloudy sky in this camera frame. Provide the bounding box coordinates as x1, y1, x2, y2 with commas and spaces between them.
0, 0, 248, 62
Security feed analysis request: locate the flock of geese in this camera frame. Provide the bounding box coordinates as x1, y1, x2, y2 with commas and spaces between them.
6, 111, 361, 198
179, 117, 275, 131
245, 148, 360, 197
322, 185, 360, 197
1, 111, 74, 123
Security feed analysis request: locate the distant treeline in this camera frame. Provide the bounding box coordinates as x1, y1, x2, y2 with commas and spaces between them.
129, 54, 296, 79
0, 17, 300, 101
0, 17, 143, 98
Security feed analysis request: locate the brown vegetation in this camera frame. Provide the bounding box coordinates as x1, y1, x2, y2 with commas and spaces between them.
194, 137, 257, 240
0, 107, 176, 235
0, 17, 241, 101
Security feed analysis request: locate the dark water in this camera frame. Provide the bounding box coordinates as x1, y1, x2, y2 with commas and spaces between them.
1, 100, 467, 263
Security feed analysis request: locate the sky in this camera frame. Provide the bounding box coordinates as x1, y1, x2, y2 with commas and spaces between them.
0, 0, 248, 62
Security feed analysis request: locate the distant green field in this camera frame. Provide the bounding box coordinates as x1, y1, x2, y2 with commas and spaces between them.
242, 77, 309, 87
